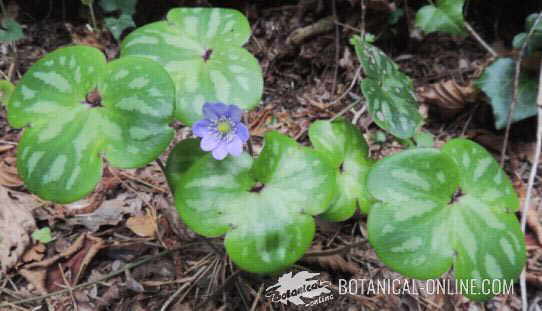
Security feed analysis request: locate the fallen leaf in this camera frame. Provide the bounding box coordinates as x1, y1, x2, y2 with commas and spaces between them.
0, 186, 37, 272
126, 214, 157, 237
417, 80, 478, 119
21, 243, 46, 263
19, 234, 105, 294
0, 155, 23, 187
67, 193, 142, 232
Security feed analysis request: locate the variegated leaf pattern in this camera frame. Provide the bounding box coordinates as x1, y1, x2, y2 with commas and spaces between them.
309, 119, 374, 220
367, 139, 525, 301
7, 46, 175, 203
166, 133, 336, 273
351, 36, 422, 139
121, 7, 263, 125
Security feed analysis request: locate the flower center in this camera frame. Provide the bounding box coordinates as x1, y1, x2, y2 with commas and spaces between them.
217, 121, 232, 134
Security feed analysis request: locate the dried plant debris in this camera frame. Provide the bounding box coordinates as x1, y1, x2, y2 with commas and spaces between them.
0, 186, 37, 272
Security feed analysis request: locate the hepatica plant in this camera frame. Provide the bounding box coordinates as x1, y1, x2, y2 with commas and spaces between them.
166, 132, 336, 273
367, 139, 526, 300
6, 46, 175, 203
121, 7, 263, 125
308, 119, 374, 220
3, 5, 527, 300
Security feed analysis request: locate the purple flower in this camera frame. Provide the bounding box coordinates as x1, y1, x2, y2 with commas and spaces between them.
192, 102, 250, 160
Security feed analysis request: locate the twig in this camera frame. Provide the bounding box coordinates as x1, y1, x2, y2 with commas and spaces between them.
463, 22, 498, 58
244, 114, 254, 156
520, 56, 542, 311
360, 0, 367, 40
330, 98, 363, 122
331, 0, 340, 96
330, 67, 361, 105
0, 249, 178, 308
501, 12, 542, 166
304, 240, 366, 257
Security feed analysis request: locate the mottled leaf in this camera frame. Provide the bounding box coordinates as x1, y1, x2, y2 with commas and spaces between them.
475, 58, 539, 129
367, 139, 525, 301
121, 7, 263, 125
352, 36, 422, 139
309, 119, 374, 220
7, 46, 175, 203
166, 132, 335, 273
415, 0, 467, 36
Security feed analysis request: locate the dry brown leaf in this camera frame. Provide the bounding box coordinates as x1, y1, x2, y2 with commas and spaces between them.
417, 80, 478, 119
66, 193, 142, 232
0, 144, 15, 153
301, 255, 359, 275
0, 156, 23, 187
19, 234, 105, 294
0, 186, 37, 272
126, 214, 157, 237
21, 243, 46, 263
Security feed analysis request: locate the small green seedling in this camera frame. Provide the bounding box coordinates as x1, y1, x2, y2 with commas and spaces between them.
100, 0, 138, 40
32, 227, 53, 244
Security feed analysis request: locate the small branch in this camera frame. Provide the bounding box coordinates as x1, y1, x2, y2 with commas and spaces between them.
520, 55, 542, 311
501, 12, 542, 166
360, 0, 367, 39
464, 22, 498, 58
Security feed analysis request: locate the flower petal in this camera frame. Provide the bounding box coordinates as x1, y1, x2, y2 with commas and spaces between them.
201, 134, 220, 151
192, 119, 213, 137
203, 102, 228, 120
226, 104, 243, 122
235, 123, 250, 142
226, 137, 243, 156
212, 142, 228, 160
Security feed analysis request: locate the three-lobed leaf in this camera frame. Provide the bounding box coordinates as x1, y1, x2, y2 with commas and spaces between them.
475, 58, 539, 129
121, 7, 263, 125
166, 132, 336, 273
415, 0, 467, 36
367, 138, 525, 301
7, 46, 175, 203
309, 119, 374, 220
352, 36, 422, 139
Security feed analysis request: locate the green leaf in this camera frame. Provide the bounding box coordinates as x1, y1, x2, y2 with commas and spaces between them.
309, 119, 374, 220
99, 0, 137, 14
475, 58, 539, 129
0, 80, 15, 105
351, 36, 422, 139
121, 7, 263, 125
367, 139, 525, 301
512, 13, 542, 56
414, 131, 434, 148
81, 0, 94, 6
7, 46, 175, 203
415, 0, 467, 36
166, 132, 336, 273
0, 19, 24, 42
32, 227, 53, 243
105, 14, 135, 40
